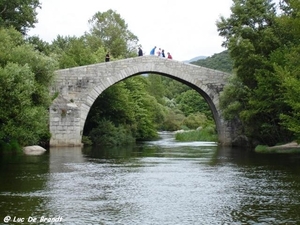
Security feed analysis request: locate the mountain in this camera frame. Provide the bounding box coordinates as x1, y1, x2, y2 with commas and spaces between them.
190, 50, 233, 73
184, 56, 207, 63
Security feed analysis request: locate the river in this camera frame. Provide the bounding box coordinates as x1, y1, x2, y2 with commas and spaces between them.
1, 132, 300, 224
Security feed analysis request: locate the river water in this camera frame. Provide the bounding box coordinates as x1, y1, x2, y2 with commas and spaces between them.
1, 132, 300, 224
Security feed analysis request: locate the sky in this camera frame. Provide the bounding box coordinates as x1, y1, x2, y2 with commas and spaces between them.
28, 0, 234, 61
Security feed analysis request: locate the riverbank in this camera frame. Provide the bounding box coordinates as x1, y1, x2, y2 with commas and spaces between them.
255, 141, 300, 154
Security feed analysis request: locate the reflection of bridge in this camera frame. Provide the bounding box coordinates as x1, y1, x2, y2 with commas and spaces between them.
49, 55, 232, 147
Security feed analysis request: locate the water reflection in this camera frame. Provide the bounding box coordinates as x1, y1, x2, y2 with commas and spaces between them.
0, 153, 50, 221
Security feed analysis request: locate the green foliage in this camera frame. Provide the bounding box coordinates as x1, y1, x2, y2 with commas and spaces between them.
88, 9, 139, 58
49, 10, 139, 68
0, 28, 57, 147
160, 108, 185, 131
146, 75, 166, 104
217, 0, 279, 88
217, 0, 300, 145
144, 75, 216, 133
176, 89, 211, 118
182, 112, 211, 130
0, 63, 50, 146
51, 35, 105, 68
26, 35, 52, 55
84, 76, 162, 144
276, 46, 300, 142
0, 0, 41, 34
121, 77, 161, 140
219, 75, 248, 120
161, 76, 190, 99
191, 50, 233, 73
81, 136, 93, 146
89, 119, 134, 146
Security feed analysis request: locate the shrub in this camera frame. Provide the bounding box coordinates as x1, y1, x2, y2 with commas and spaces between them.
89, 119, 135, 146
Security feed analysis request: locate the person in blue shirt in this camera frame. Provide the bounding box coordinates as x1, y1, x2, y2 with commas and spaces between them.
150, 46, 156, 55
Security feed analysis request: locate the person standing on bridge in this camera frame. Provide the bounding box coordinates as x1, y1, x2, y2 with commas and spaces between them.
167, 52, 173, 59
105, 52, 110, 62
157, 48, 161, 57
138, 47, 143, 56
161, 49, 165, 58
150, 46, 156, 55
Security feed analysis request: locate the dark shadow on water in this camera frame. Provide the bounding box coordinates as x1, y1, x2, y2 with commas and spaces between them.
213, 146, 300, 175
82, 143, 165, 161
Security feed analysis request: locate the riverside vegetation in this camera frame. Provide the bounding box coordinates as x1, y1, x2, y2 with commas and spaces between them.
1, 0, 300, 152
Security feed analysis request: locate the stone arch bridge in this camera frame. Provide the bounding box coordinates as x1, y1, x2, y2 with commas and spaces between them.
49, 55, 232, 147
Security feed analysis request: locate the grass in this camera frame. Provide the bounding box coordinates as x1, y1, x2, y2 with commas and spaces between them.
255, 144, 300, 154
175, 127, 217, 142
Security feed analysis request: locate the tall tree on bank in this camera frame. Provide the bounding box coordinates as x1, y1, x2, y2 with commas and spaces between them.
0, 0, 41, 35
88, 9, 139, 59
0, 28, 57, 148
217, 0, 293, 145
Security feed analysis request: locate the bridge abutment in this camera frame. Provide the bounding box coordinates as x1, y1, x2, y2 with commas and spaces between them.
49, 97, 82, 146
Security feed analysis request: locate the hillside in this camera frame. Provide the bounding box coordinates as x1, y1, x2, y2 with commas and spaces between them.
184, 56, 207, 63
190, 50, 233, 73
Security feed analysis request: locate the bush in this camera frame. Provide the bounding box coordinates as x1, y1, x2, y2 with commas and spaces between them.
89, 119, 135, 146
182, 112, 210, 129
82, 136, 93, 146
160, 109, 185, 131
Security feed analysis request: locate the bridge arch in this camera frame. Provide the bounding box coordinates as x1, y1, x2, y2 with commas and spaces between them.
49, 56, 232, 147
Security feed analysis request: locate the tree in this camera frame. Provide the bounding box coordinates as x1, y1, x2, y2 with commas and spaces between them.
217, 0, 293, 145
217, 0, 279, 88
84, 75, 164, 145
0, 28, 57, 148
176, 90, 211, 118
88, 9, 139, 59
146, 74, 166, 104
0, 0, 41, 34
26, 35, 51, 56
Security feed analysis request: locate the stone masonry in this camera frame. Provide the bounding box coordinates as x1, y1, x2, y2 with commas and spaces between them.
49, 55, 231, 146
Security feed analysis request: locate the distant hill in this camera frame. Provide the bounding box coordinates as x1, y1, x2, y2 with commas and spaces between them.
184, 56, 207, 63
190, 50, 233, 73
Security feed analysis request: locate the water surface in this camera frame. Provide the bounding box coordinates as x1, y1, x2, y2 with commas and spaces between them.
1, 132, 300, 224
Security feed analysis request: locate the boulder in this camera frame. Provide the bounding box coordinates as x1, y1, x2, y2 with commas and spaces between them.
23, 145, 47, 155
232, 135, 251, 147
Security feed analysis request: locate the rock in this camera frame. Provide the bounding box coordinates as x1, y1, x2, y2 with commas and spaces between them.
23, 145, 47, 155
267, 141, 300, 150
232, 135, 251, 147
174, 129, 185, 133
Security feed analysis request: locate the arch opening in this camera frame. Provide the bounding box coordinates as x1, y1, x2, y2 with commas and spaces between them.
81, 72, 222, 147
